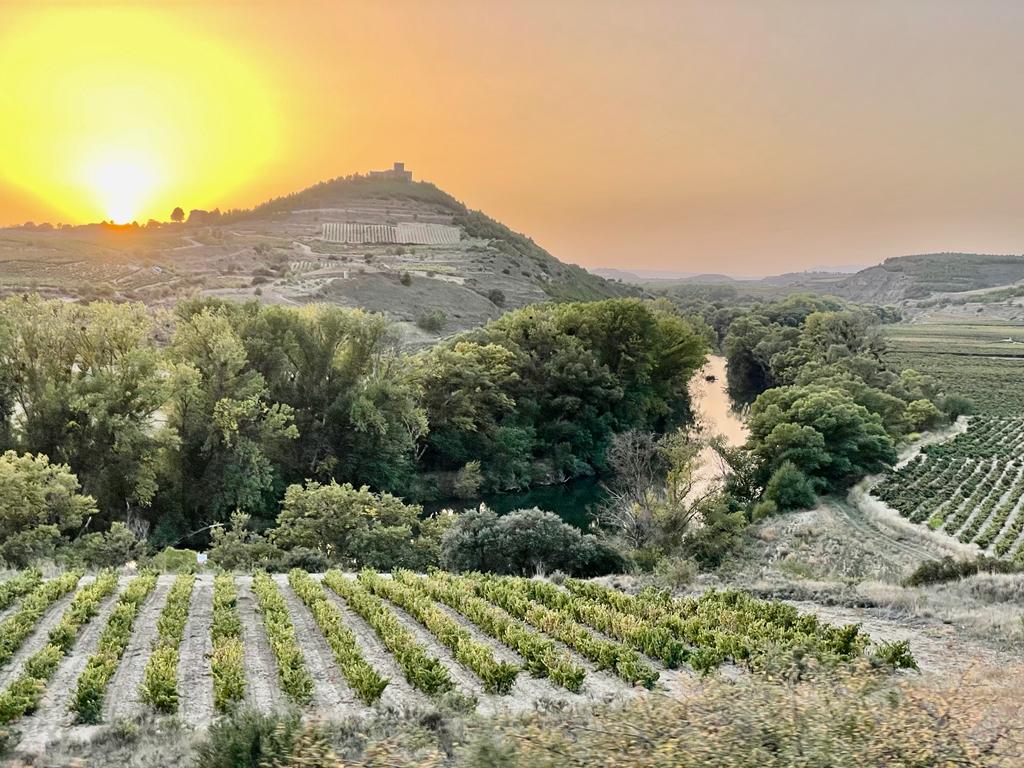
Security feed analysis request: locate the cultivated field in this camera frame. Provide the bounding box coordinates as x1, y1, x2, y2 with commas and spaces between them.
872, 417, 1024, 562
884, 323, 1024, 415
0, 569, 889, 756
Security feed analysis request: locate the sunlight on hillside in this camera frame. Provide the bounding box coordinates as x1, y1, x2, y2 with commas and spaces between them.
0, 6, 281, 223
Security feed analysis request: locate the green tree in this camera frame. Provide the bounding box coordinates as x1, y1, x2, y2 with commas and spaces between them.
763, 460, 817, 511
748, 386, 896, 491
0, 298, 171, 527
272, 481, 439, 569
0, 451, 95, 566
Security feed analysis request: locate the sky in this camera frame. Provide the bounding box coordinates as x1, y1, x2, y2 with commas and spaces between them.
2, 1, 1024, 276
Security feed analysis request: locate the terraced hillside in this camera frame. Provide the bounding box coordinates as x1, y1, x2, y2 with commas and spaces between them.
872, 417, 1024, 562
0, 173, 634, 342
0, 569, 892, 756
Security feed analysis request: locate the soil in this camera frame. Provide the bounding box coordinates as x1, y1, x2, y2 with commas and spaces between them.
234, 576, 287, 713
177, 574, 215, 727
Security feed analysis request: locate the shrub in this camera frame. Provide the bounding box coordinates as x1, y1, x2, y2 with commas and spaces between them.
251, 572, 313, 705
72, 570, 158, 723
191, 709, 317, 768
871, 640, 919, 671
67, 522, 144, 568
416, 309, 447, 333
140, 573, 195, 713
486, 288, 506, 307
440, 506, 624, 576
151, 547, 198, 573
763, 461, 817, 511
208, 512, 282, 571
904, 555, 1024, 587
210, 574, 245, 711
399, 271, 412, 286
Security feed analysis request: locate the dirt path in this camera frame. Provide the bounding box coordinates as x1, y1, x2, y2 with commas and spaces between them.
235, 576, 286, 713
790, 600, 1023, 680
16, 578, 127, 753
178, 574, 215, 727
317, 581, 426, 713
105, 575, 172, 721
0, 579, 88, 690
272, 574, 360, 716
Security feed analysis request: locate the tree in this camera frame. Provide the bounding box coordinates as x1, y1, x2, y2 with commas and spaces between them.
0, 297, 172, 528
763, 460, 816, 511
272, 481, 439, 569
170, 207, 185, 223
441, 506, 621, 576
0, 452, 95, 566
599, 429, 713, 552
747, 385, 897, 491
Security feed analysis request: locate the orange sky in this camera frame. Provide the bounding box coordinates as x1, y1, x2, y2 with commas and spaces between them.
3, 1, 1024, 275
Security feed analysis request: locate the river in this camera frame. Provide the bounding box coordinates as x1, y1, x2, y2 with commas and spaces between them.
426, 354, 748, 527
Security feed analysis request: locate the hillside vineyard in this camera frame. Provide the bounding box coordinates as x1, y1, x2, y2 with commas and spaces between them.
872, 417, 1024, 561
0, 570, 878, 740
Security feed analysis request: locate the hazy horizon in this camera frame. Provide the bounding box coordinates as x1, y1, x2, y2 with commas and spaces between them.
5, 1, 1024, 274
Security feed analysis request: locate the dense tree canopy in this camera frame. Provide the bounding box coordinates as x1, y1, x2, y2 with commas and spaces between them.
0, 296, 707, 551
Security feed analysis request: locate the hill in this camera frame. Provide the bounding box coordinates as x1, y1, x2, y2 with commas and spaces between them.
0, 169, 635, 340
787, 253, 1024, 304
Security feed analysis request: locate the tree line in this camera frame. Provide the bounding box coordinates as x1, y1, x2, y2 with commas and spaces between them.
0, 296, 707, 556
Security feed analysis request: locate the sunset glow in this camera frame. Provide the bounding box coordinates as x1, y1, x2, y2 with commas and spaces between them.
0, 6, 280, 224
4, 2, 1024, 273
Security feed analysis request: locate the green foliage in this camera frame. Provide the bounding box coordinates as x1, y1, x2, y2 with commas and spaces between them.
360, 569, 519, 694
287, 570, 389, 704
0, 571, 81, 668
748, 385, 897, 492
416, 299, 707, 492
0, 452, 95, 567
141, 572, 195, 713
208, 512, 282, 571
323, 570, 453, 696
151, 547, 199, 573
464, 574, 660, 688
486, 288, 506, 307
400, 571, 585, 692
67, 522, 145, 569
251, 571, 314, 705
416, 308, 447, 332
0, 570, 117, 725
273, 481, 441, 570
0, 569, 42, 611
191, 708, 330, 768
440, 506, 625, 576
72, 570, 158, 723
0, 299, 171, 524
211, 573, 245, 711
871, 640, 918, 671
904, 555, 1024, 587
763, 460, 817, 511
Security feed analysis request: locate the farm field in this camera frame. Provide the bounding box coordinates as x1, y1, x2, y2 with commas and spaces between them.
884, 322, 1024, 415
872, 417, 1024, 562
0, 569, 894, 756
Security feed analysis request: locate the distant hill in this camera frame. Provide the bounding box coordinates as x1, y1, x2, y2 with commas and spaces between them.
0, 170, 636, 341
791, 253, 1024, 303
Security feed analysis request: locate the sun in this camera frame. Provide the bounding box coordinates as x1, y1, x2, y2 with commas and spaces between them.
83, 152, 160, 225
0, 7, 281, 224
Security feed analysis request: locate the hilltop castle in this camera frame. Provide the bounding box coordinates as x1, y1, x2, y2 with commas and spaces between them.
368, 161, 412, 182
